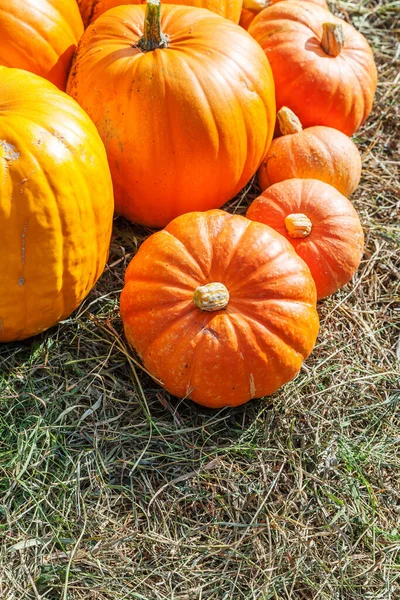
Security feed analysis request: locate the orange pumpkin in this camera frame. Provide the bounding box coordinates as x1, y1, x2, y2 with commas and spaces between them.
78, 0, 242, 26
120, 209, 319, 408
248, 1, 377, 135
240, 0, 328, 31
247, 179, 364, 299
0, 0, 83, 90
268, 0, 328, 5
67, 1, 275, 228
258, 107, 362, 197
239, 8, 257, 30
0, 68, 114, 342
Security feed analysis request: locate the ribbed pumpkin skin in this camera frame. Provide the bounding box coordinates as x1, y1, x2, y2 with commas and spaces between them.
0, 0, 83, 90
258, 125, 362, 197
248, 1, 377, 135
240, 0, 328, 31
78, 0, 242, 26
0, 68, 114, 342
269, 0, 328, 5
247, 179, 364, 299
120, 210, 319, 408
67, 5, 275, 228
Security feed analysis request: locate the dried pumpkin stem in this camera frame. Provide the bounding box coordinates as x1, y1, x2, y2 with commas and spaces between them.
321, 22, 345, 57
277, 107, 303, 135
137, 0, 169, 52
285, 213, 312, 239
193, 282, 230, 312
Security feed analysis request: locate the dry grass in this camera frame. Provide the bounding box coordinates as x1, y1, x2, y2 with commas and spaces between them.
1, 1, 399, 598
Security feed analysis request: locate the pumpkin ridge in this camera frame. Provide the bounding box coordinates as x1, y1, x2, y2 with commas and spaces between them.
229, 305, 314, 359
40, 2, 80, 41
307, 241, 346, 288
340, 51, 372, 120
267, 4, 339, 39
312, 209, 362, 228
227, 245, 293, 294
125, 277, 196, 294
186, 313, 238, 401
231, 296, 316, 309
0, 9, 59, 63
161, 231, 211, 282
211, 219, 252, 284
141, 303, 200, 353
183, 45, 254, 183
14, 141, 67, 319
254, 10, 316, 33
310, 62, 342, 126
38, 0, 83, 37
184, 329, 204, 400
304, 131, 335, 177
143, 309, 222, 398
228, 313, 306, 391
225, 313, 262, 398
41, 147, 77, 319
178, 32, 274, 161
0, 2, 83, 90
179, 52, 222, 146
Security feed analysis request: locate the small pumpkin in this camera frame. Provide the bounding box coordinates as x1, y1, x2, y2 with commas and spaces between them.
240, 0, 328, 31
247, 179, 364, 299
67, 0, 275, 228
0, 67, 114, 342
258, 107, 362, 197
248, 1, 377, 135
0, 0, 83, 90
77, 0, 242, 26
120, 209, 319, 408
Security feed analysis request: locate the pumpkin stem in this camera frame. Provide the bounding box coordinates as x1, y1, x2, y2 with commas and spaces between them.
242, 0, 268, 12
285, 214, 312, 239
277, 107, 303, 135
137, 0, 169, 52
193, 282, 230, 312
321, 22, 345, 57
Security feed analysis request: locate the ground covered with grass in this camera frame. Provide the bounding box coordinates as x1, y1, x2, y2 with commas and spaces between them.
1, 1, 399, 598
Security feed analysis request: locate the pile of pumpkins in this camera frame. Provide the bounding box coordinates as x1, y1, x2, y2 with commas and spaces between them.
0, 0, 377, 408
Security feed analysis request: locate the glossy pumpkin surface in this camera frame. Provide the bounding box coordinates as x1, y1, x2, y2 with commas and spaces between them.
120, 210, 319, 408
248, 1, 377, 135
78, 0, 243, 26
0, 68, 114, 342
0, 0, 83, 90
247, 179, 364, 299
67, 3, 275, 228
258, 107, 362, 197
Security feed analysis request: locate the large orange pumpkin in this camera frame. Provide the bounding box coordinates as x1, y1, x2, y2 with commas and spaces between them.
247, 179, 364, 299
0, 68, 114, 342
0, 0, 83, 90
78, 0, 242, 26
258, 107, 362, 197
240, 0, 328, 31
248, 1, 377, 135
67, 1, 275, 228
120, 210, 319, 408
